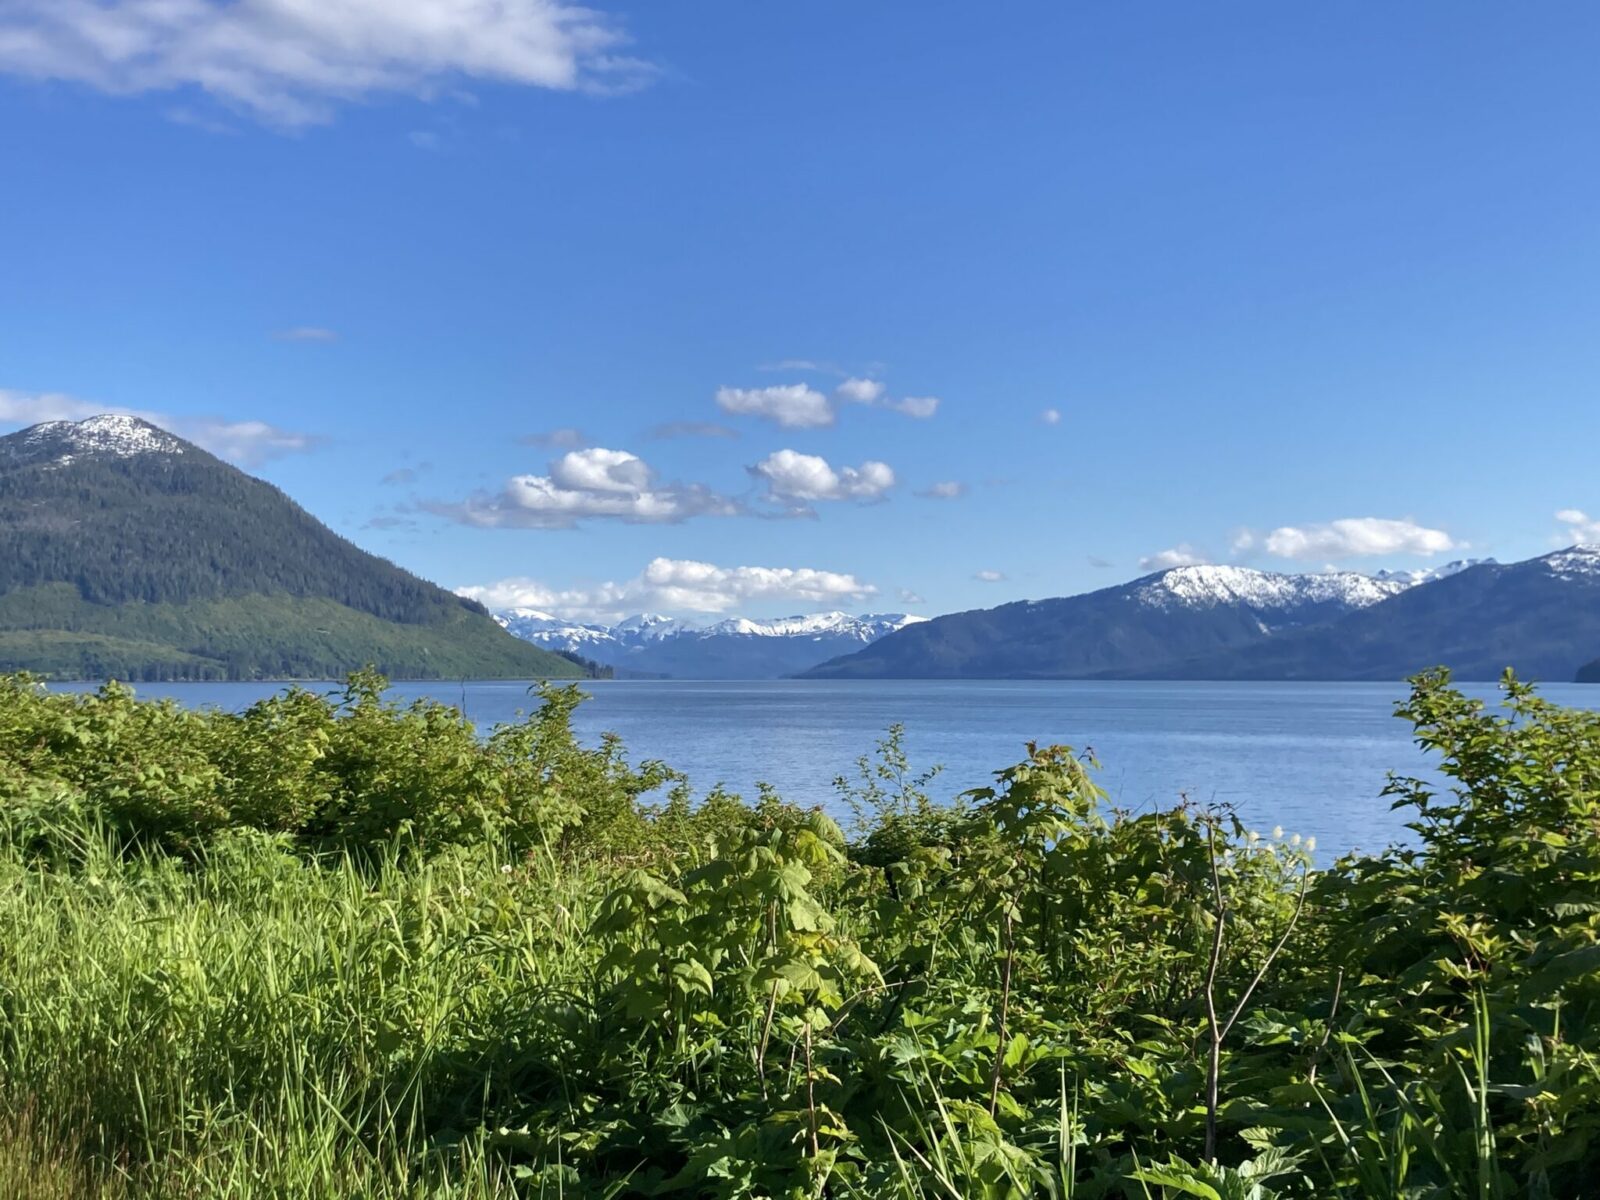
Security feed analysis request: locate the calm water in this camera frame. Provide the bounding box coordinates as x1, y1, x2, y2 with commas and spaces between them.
52, 679, 1600, 857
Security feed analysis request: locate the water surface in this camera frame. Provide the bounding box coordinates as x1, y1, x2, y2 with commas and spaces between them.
54, 678, 1599, 857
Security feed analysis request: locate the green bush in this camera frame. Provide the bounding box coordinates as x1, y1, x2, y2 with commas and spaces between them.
0, 669, 1596, 1197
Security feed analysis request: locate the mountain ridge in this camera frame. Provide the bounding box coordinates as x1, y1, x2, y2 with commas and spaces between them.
494, 609, 926, 679
803, 553, 1595, 682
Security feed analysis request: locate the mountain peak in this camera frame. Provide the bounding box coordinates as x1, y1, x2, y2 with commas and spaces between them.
3, 414, 187, 467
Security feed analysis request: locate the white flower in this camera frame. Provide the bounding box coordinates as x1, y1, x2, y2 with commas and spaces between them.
1247, 830, 1261, 843
1304, 837, 1317, 853
1290, 834, 1302, 848
1272, 826, 1284, 840
501, 864, 514, 875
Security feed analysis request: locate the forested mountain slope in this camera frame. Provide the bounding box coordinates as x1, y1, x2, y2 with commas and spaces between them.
0, 415, 582, 680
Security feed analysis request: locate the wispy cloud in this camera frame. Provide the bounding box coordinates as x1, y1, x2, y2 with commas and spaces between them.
1139, 544, 1207, 571
645, 420, 739, 441
381, 464, 430, 486
1556, 508, 1600, 544
836, 377, 939, 419
273, 326, 337, 343
519, 428, 588, 449
1039, 407, 1062, 426
457, 556, 877, 622
0, 387, 319, 467
916, 480, 967, 500
973, 569, 1006, 583
0, 0, 655, 128
756, 358, 831, 373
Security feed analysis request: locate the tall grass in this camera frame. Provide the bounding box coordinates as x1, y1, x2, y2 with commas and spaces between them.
0, 829, 604, 1197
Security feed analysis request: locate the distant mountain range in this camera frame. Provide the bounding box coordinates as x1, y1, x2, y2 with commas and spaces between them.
495, 610, 926, 679
802, 553, 1600, 683
0, 415, 584, 681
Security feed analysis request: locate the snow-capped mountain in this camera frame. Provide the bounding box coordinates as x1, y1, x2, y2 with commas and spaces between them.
804, 550, 1600, 681
494, 610, 927, 679
1371, 558, 1496, 586
1134, 565, 1408, 617
2, 414, 186, 467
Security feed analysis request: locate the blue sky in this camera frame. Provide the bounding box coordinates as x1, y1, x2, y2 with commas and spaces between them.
3, 2, 1600, 623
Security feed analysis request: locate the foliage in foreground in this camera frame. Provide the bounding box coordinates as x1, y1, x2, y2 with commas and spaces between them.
0, 669, 1596, 1198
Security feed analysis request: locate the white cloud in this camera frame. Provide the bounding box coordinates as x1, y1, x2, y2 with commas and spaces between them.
548, 447, 651, 493
897, 587, 926, 605
457, 556, 877, 622
715, 384, 834, 429
1139, 544, 1208, 570
1040, 408, 1062, 425
430, 446, 740, 529
0, 0, 653, 127
1556, 508, 1600, 544
1260, 518, 1458, 561
0, 387, 317, 466
751, 449, 895, 503
836, 377, 885, 405
973, 569, 1006, 582
916, 480, 967, 499
273, 326, 337, 343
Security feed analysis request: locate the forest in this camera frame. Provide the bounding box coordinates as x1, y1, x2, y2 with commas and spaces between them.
0, 668, 1595, 1198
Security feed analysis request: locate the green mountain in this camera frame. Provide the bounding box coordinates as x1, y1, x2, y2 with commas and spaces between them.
0, 415, 584, 681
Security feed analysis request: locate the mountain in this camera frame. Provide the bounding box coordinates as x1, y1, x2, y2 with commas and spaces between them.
495, 609, 926, 679
1370, 558, 1496, 585
0, 415, 584, 681
805, 552, 1600, 683
1164, 548, 1600, 681
1579, 658, 1600, 683
802, 565, 1405, 680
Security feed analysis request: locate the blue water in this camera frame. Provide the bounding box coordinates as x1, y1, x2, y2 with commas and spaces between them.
51, 679, 1600, 857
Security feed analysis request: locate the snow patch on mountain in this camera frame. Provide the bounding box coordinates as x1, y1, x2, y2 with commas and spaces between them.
1135, 565, 1406, 613
701, 612, 927, 641
612, 613, 690, 641
3, 414, 185, 466
1539, 545, 1600, 580
493, 609, 617, 652
1371, 558, 1495, 586
495, 609, 928, 675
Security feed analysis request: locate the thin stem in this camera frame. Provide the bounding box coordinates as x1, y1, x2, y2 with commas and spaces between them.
1203, 820, 1228, 1165
988, 906, 1017, 1118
